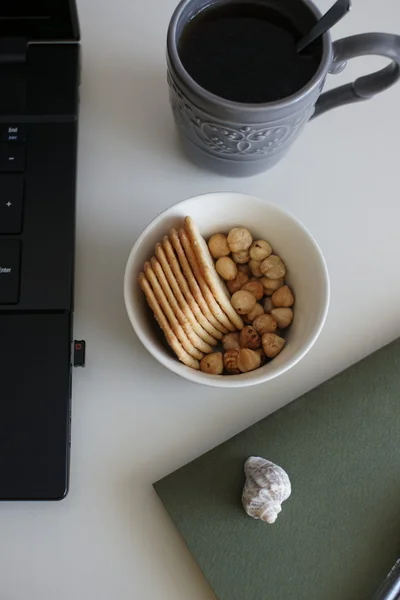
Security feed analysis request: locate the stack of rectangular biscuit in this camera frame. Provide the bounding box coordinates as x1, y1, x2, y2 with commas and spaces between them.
139, 217, 244, 370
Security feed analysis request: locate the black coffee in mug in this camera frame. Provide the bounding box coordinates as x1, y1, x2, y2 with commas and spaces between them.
178, 2, 322, 103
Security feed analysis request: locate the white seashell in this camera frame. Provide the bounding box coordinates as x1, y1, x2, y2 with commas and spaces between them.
242, 456, 291, 524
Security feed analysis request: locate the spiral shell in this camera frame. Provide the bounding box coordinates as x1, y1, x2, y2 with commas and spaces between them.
242, 456, 291, 524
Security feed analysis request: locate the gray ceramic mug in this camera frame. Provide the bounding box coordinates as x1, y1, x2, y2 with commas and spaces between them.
167, 0, 400, 177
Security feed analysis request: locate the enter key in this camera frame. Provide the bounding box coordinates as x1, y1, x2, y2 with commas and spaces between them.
0, 240, 21, 304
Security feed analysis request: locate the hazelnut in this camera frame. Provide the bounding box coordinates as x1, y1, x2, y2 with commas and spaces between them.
208, 233, 230, 259
271, 307, 294, 329
237, 264, 250, 275
262, 333, 286, 358
224, 350, 240, 374
253, 314, 278, 335
237, 348, 261, 373
200, 352, 224, 374
245, 303, 264, 324
227, 271, 249, 294
249, 259, 263, 278
222, 332, 241, 351
241, 280, 264, 301
227, 227, 253, 253
232, 250, 250, 264
215, 256, 238, 281
260, 276, 284, 296
256, 348, 267, 365
240, 326, 261, 350
249, 240, 272, 262
260, 255, 286, 279
272, 285, 294, 308
263, 297, 274, 313
231, 290, 256, 315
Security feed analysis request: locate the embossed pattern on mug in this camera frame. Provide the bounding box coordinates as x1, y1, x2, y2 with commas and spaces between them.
168, 72, 314, 159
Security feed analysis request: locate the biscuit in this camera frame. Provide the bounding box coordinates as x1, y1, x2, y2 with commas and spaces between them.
176, 228, 237, 332
155, 244, 223, 341
162, 236, 229, 335
184, 217, 244, 330
146, 260, 214, 354
138, 273, 200, 370
151, 256, 218, 347
143, 262, 203, 360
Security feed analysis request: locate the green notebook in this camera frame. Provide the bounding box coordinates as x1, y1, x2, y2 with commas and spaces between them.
154, 339, 400, 600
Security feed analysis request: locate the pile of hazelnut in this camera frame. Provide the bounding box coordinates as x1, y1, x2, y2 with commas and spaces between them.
200, 227, 294, 375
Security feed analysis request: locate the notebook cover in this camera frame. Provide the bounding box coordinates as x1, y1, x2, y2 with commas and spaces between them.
154, 339, 400, 600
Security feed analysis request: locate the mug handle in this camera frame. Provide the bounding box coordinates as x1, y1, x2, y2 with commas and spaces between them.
313, 33, 400, 117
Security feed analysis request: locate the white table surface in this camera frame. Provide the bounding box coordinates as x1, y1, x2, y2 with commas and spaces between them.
1, 0, 400, 598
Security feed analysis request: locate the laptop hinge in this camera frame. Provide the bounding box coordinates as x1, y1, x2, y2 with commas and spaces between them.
0, 38, 27, 65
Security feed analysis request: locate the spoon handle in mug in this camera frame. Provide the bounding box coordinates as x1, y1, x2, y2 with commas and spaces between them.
296, 0, 351, 53
313, 33, 400, 118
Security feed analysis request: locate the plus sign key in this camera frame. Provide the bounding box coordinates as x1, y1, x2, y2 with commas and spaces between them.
0, 176, 24, 234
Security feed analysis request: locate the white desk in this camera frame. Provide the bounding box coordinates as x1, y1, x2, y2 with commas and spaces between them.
1, 0, 400, 598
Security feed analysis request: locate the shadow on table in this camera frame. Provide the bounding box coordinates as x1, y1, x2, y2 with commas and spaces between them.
74, 229, 148, 355
73, 227, 195, 386
79, 57, 188, 166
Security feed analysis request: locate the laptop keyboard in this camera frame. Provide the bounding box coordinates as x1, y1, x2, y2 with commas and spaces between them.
0, 124, 24, 304
0, 124, 26, 170
0, 175, 24, 234
0, 142, 25, 171
1, 124, 26, 143
0, 239, 21, 303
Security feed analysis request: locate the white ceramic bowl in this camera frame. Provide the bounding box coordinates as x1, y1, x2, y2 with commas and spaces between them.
124, 192, 330, 388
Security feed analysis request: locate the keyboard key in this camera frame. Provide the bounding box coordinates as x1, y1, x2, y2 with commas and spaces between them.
0, 143, 25, 172
1, 125, 27, 143
0, 177, 24, 234
0, 240, 21, 304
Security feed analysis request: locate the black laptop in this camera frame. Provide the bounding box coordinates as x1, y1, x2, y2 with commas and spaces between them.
0, 1, 80, 500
